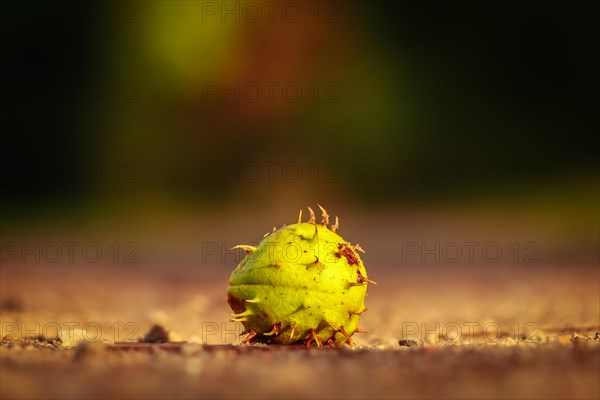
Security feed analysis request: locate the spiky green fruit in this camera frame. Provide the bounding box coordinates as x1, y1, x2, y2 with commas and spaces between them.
227, 206, 373, 346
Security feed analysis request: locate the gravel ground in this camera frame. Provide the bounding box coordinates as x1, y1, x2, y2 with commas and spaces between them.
1, 262, 599, 399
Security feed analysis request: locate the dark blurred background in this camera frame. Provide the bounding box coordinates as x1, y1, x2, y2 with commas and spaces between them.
1, 1, 598, 265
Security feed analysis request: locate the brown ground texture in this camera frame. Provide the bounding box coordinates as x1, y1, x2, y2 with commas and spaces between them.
1, 262, 599, 399
1, 209, 599, 399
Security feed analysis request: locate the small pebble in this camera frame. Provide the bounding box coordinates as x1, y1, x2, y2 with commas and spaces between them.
140, 324, 169, 343
399, 339, 419, 347
2, 334, 20, 342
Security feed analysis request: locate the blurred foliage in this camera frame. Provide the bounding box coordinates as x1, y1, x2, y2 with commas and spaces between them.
2, 1, 598, 216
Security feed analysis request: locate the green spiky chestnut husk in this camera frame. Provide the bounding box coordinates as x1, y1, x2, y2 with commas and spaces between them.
227, 206, 372, 346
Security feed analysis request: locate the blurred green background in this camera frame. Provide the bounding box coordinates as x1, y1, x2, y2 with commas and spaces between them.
1, 1, 598, 265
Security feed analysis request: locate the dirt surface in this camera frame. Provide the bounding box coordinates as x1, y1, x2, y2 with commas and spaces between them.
1, 260, 599, 399
1, 209, 599, 398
